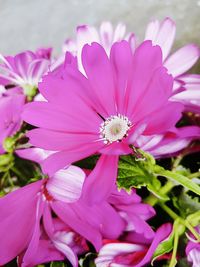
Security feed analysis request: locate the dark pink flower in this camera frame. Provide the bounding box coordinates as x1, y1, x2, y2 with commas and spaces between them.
0, 50, 50, 94
17, 147, 156, 241
0, 87, 25, 154
0, 165, 102, 266
23, 41, 183, 199
95, 223, 172, 267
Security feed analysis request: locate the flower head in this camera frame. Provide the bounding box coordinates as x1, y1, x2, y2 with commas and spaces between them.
23, 40, 183, 199
95, 223, 172, 267
0, 50, 50, 96
144, 17, 200, 113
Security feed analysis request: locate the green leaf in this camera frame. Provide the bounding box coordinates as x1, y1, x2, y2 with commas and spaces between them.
157, 169, 200, 196
152, 219, 185, 265
117, 152, 168, 200
152, 229, 175, 264
187, 210, 200, 227
172, 191, 200, 217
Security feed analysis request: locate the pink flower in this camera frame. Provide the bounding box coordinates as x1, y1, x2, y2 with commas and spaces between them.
136, 126, 200, 158
0, 87, 25, 154
95, 223, 172, 267
145, 17, 200, 113
0, 50, 50, 95
62, 22, 135, 73
17, 147, 156, 241
23, 41, 183, 199
0, 165, 105, 266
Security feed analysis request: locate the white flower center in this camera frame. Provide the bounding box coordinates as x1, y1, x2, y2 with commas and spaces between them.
100, 115, 132, 144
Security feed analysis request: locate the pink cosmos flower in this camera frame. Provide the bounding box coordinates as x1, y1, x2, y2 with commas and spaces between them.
0, 87, 25, 154
95, 223, 172, 267
62, 22, 135, 73
0, 50, 50, 95
17, 147, 156, 241
0, 165, 105, 266
23, 41, 184, 199
186, 226, 200, 267
144, 17, 200, 113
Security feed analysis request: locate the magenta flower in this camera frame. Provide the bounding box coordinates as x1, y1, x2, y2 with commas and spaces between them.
0, 50, 50, 95
23, 40, 183, 198
0, 164, 108, 266
145, 17, 200, 113
17, 217, 89, 267
136, 126, 200, 158
95, 223, 172, 267
172, 75, 200, 114
0, 87, 25, 154
17, 147, 156, 241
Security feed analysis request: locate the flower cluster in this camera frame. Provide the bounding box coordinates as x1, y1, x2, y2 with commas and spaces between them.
0, 18, 200, 267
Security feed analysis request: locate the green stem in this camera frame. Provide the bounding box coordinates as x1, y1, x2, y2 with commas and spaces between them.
188, 171, 200, 179
159, 203, 179, 220
169, 229, 179, 267
158, 170, 200, 196
184, 220, 200, 242
145, 180, 174, 206
160, 203, 200, 242
172, 155, 183, 171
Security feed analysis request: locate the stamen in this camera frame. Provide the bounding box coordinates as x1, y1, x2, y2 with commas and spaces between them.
100, 114, 132, 144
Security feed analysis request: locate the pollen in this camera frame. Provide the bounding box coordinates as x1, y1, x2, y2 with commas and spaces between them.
100, 114, 132, 144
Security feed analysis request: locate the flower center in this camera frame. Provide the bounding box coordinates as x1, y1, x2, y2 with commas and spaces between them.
100, 115, 132, 144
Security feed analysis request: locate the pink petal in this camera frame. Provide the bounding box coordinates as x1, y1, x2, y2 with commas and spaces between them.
53, 237, 78, 267
130, 67, 173, 122
133, 223, 172, 267
39, 75, 101, 128
144, 102, 183, 135
0, 181, 43, 265
23, 101, 100, 133
113, 23, 126, 42
164, 44, 200, 77
95, 242, 144, 267
16, 147, 54, 164
94, 202, 125, 239
82, 154, 119, 204
46, 165, 85, 202
42, 141, 103, 176
82, 42, 116, 117
75, 25, 100, 73
27, 128, 99, 151
125, 41, 163, 118
51, 201, 102, 251
145, 18, 176, 60
21, 198, 45, 267
110, 40, 133, 114
100, 22, 114, 51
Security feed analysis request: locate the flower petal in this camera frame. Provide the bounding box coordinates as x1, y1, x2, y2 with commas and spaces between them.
164, 44, 200, 77
82, 154, 119, 204
46, 165, 85, 202
82, 42, 116, 117
145, 18, 176, 60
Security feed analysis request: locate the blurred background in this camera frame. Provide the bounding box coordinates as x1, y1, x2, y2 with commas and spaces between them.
0, 0, 199, 56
